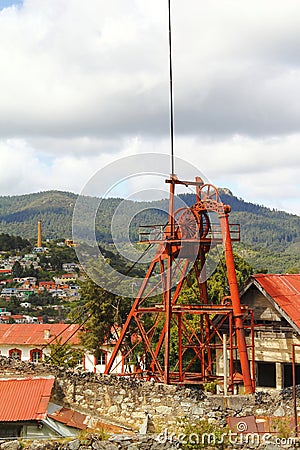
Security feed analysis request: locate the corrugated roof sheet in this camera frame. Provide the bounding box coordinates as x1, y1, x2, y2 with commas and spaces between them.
0, 323, 80, 345
49, 407, 88, 430
253, 274, 300, 330
48, 405, 134, 434
0, 377, 54, 421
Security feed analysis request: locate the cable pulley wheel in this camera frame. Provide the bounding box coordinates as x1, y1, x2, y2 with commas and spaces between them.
175, 207, 210, 240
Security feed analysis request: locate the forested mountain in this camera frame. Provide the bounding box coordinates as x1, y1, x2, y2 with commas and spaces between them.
0, 191, 76, 240
181, 189, 300, 273
0, 189, 299, 273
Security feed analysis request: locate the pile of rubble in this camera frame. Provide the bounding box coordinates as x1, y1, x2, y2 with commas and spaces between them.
0, 434, 182, 450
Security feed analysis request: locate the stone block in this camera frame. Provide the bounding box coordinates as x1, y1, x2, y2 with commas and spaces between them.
273, 405, 285, 417
127, 445, 140, 450
132, 411, 147, 419
224, 395, 250, 411
113, 395, 124, 404
68, 440, 80, 450
0, 442, 21, 450
191, 407, 204, 416
83, 389, 94, 396
108, 405, 118, 414
180, 402, 192, 408
156, 406, 172, 415
92, 443, 108, 450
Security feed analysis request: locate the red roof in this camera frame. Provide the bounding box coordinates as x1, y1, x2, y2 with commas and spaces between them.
0, 323, 81, 345
49, 407, 88, 430
0, 377, 54, 421
252, 274, 300, 330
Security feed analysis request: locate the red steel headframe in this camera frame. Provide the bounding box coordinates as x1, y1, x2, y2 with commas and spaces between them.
105, 176, 254, 394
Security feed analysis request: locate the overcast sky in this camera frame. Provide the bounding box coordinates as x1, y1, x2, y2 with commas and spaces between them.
0, 0, 300, 215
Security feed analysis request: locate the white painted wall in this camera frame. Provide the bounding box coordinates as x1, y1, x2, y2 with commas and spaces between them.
84, 347, 123, 374
0, 343, 123, 374
0, 344, 51, 360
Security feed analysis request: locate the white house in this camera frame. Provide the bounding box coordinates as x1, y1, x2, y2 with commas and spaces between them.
84, 344, 124, 374
0, 323, 123, 373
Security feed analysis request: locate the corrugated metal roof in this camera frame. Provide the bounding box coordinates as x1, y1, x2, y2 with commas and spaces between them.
0, 377, 54, 421
48, 406, 134, 434
0, 323, 81, 345
252, 274, 300, 330
49, 407, 88, 430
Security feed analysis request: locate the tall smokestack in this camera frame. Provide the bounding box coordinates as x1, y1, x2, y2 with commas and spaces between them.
37, 220, 42, 248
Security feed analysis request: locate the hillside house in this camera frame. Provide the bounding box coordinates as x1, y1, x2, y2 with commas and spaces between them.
0, 323, 123, 373
239, 274, 300, 390
54, 274, 78, 284
39, 281, 56, 290
62, 262, 77, 272
1, 287, 17, 297
0, 324, 81, 363
0, 269, 12, 275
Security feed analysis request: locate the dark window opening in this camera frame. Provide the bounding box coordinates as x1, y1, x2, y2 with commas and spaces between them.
0, 423, 22, 437
283, 363, 300, 388
9, 348, 22, 359
96, 350, 107, 365
256, 362, 276, 387
30, 349, 43, 363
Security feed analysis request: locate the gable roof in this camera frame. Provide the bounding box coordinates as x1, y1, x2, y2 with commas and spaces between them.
0, 377, 54, 421
0, 323, 81, 345
242, 274, 300, 332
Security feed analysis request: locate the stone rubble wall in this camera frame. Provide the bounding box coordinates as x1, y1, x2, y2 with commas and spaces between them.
52, 371, 297, 430
0, 435, 182, 450
1, 435, 299, 450
0, 357, 297, 429
0, 357, 299, 449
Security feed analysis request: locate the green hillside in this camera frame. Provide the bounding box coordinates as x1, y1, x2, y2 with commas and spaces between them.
0, 189, 299, 273
0, 191, 76, 240
180, 190, 300, 272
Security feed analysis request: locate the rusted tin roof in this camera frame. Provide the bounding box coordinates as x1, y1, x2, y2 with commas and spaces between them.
0, 377, 54, 421
49, 407, 88, 430
48, 405, 133, 434
252, 274, 300, 331
0, 323, 81, 345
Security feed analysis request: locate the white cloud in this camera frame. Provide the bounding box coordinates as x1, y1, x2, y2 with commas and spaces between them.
0, 0, 299, 215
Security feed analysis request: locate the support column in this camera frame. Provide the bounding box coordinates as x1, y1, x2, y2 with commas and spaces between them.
276, 362, 283, 390
220, 212, 254, 394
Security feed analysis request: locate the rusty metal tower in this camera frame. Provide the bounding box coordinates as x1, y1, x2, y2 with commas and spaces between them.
105, 177, 255, 393
105, 1, 254, 393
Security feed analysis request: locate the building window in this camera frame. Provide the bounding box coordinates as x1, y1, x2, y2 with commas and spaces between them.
256, 361, 276, 387
283, 363, 300, 388
96, 351, 107, 365
9, 348, 22, 359
30, 349, 43, 363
